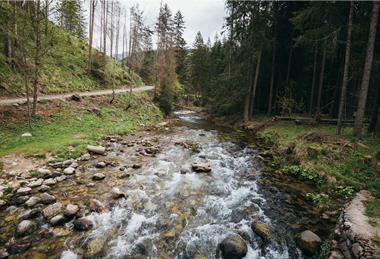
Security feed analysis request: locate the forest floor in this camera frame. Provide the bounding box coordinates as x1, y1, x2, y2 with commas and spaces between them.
0, 92, 162, 158
240, 117, 380, 245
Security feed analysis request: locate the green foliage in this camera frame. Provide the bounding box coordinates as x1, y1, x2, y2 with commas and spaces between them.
366, 199, 380, 218
306, 192, 331, 206
55, 149, 83, 162
257, 131, 279, 146
282, 165, 324, 185
4, 186, 13, 194
335, 185, 355, 198
56, 0, 85, 39
372, 236, 380, 247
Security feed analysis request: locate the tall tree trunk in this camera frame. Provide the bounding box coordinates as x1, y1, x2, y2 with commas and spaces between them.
337, 3, 353, 135
353, 1, 380, 137
44, 0, 48, 36
286, 46, 293, 85
110, 1, 114, 58
314, 40, 327, 121
243, 56, 254, 122
115, 5, 120, 60
309, 45, 318, 115
88, 0, 96, 73
249, 48, 262, 119
32, 0, 41, 116
268, 16, 277, 116
103, 0, 107, 57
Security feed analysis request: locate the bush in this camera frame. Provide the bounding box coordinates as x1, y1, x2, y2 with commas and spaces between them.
306, 192, 331, 207
282, 165, 324, 185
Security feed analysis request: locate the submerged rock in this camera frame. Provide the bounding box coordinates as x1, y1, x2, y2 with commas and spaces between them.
84, 236, 108, 257
42, 202, 62, 219
65, 204, 79, 217
74, 217, 93, 231
16, 220, 37, 237
96, 161, 106, 168
296, 230, 322, 256
50, 214, 66, 226
191, 163, 212, 173
17, 209, 41, 220
92, 173, 105, 180
251, 222, 271, 240
111, 187, 126, 199
219, 235, 248, 259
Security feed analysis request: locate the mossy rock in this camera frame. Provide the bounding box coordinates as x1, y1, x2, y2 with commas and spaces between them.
296, 230, 322, 256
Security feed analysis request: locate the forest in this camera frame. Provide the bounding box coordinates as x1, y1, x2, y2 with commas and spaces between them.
0, 1, 380, 259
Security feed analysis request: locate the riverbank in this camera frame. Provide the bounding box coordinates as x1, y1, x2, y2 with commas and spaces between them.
240, 117, 380, 257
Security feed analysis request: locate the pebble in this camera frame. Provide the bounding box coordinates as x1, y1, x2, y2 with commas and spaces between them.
70, 162, 79, 168
55, 175, 67, 182
40, 192, 56, 204
87, 183, 96, 188
27, 178, 44, 188
38, 185, 51, 192
37, 168, 52, 178
16, 220, 37, 237
63, 167, 75, 175
25, 196, 41, 207
50, 214, 66, 226
17, 208, 41, 220
111, 187, 126, 199
132, 164, 142, 169
0, 200, 6, 207
74, 217, 93, 231
92, 173, 105, 180
96, 162, 106, 168
65, 204, 79, 217
16, 196, 29, 204
43, 178, 56, 186
62, 159, 74, 167
16, 187, 32, 195
42, 202, 62, 219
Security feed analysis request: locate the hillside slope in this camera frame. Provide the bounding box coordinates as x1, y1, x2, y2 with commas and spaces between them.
0, 4, 142, 97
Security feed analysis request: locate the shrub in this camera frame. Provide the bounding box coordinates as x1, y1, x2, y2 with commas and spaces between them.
306, 192, 331, 206
282, 165, 324, 185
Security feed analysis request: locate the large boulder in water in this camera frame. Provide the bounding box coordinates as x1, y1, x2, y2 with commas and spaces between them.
251, 222, 271, 240
296, 230, 322, 256
219, 235, 248, 259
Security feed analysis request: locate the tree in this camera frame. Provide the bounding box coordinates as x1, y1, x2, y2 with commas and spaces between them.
57, 0, 85, 40
173, 11, 187, 85
337, 1, 354, 135
353, 1, 380, 137
87, 0, 97, 72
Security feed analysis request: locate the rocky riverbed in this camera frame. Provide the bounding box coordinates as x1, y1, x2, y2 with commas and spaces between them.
0, 111, 343, 258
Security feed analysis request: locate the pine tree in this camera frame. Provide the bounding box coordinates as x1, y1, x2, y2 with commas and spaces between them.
57, 0, 85, 40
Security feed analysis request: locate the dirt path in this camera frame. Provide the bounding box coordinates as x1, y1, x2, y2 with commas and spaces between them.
0, 85, 154, 106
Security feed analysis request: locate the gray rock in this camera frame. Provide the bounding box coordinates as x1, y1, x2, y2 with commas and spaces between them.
85, 236, 108, 257
87, 145, 106, 155
0, 248, 9, 258
17, 208, 41, 220
180, 168, 190, 174
132, 164, 142, 169
43, 178, 56, 186
92, 173, 105, 180
40, 192, 56, 204
25, 196, 41, 207
38, 185, 51, 192
81, 153, 91, 161
0, 200, 6, 207
63, 167, 75, 175
65, 204, 79, 217
351, 243, 363, 258
37, 168, 53, 178
87, 183, 96, 188
70, 162, 79, 168
62, 159, 74, 167
296, 230, 322, 256
219, 235, 248, 259
329, 249, 345, 259
16, 220, 37, 237
74, 217, 93, 231
50, 214, 66, 226
16, 187, 32, 195
111, 187, 126, 199
96, 161, 106, 168
27, 178, 44, 188
55, 175, 67, 182
16, 196, 29, 204
42, 202, 62, 219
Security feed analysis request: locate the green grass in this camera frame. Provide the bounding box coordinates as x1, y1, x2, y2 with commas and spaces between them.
373, 236, 380, 247
0, 93, 162, 157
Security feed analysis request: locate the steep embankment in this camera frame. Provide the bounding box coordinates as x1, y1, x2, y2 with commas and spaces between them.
0, 4, 141, 97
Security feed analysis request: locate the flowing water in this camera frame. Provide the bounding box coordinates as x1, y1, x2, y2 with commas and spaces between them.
61, 111, 308, 259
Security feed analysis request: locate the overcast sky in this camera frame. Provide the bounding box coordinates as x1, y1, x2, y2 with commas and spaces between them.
116, 0, 227, 48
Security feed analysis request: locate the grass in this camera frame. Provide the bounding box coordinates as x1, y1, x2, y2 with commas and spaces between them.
258, 120, 380, 218
0, 93, 162, 157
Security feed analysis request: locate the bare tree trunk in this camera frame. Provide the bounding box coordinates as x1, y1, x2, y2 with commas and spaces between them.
88, 0, 96, 73
103, 0, 107, 57
249, 48, 262, 119
243, 57, 254, 122
353, 1, 380, 137
267, 39, 276, 116
286, 46, 293, 85
115, 4, 120, 60
44, 0, 48, 36
32, 0, 41, 116
110, 1, 114, 58
337, 3, 353, 135
309, 45, 318, 115
314, 40, 327, 121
